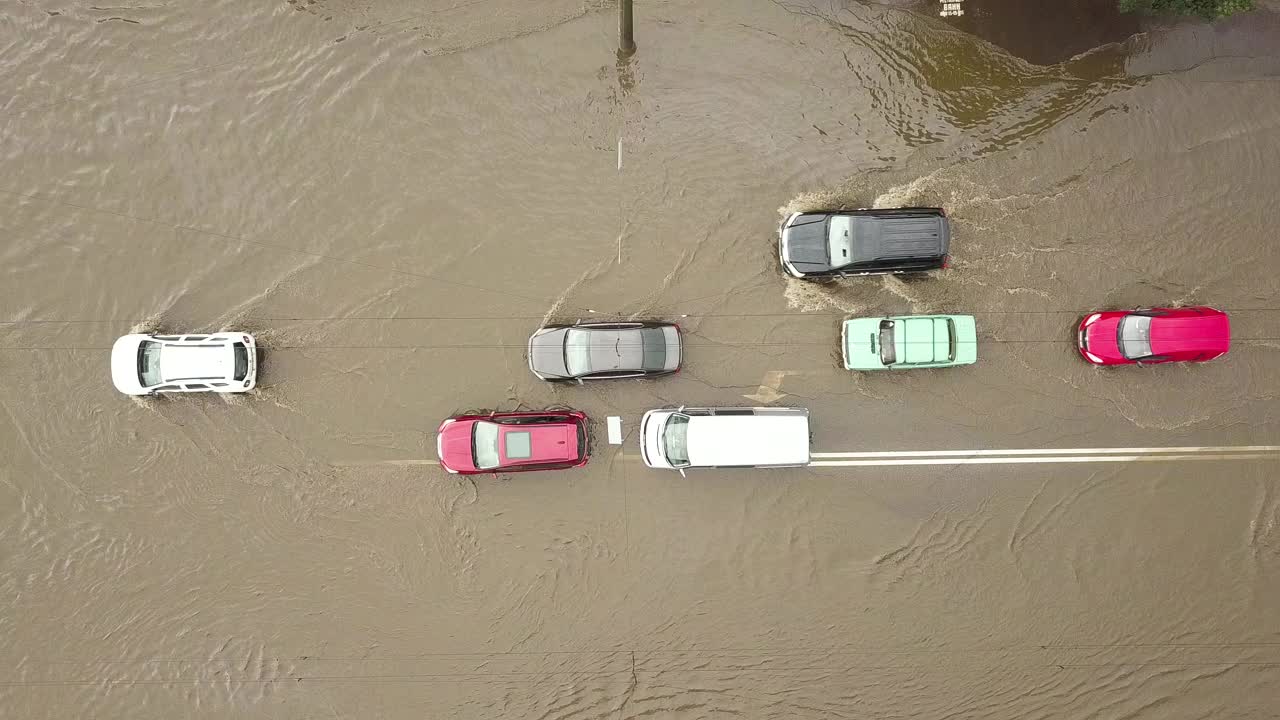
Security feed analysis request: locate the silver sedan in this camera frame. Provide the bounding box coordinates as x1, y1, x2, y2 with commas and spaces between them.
527, 321, 682, 382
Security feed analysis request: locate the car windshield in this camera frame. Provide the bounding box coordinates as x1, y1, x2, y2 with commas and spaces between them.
564, 329, 593, 376
878, 320, 896, 365
662, 414, 691, 467
138, 341, 163, 387
1119, 315, 1153, 360
472, 421, 501, 470
827, 216, 853, 267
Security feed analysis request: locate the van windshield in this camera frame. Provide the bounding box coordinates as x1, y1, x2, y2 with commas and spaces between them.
662, 414, 691, 467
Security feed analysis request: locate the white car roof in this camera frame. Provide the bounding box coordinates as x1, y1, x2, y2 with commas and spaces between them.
685, 414, 811, 467
161, 344, 232, 381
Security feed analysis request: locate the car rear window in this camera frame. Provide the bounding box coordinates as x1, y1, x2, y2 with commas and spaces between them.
640, 328, 667, 371
233, 342, 249, 381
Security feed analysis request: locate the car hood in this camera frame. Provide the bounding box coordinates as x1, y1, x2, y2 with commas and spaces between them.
1082, 314, 1127, 363
110, 334, 149, 394
528, 328, 570, 378
842, 318, 888, 370
436, 419, 479, 473
781, 215, 832, 273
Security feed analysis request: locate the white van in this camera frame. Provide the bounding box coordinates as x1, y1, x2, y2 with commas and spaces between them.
640, 406, 811, 472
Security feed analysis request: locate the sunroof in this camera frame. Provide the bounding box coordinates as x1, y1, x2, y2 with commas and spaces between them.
504, 431, 532, 459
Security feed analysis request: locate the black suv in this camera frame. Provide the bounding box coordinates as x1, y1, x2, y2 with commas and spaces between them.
778, 207, 950, 278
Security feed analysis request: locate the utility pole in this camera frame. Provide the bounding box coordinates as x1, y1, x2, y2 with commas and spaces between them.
619, 0, 636, 56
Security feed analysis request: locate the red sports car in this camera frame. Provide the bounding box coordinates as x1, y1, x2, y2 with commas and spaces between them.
1077, 306, 1230, 366
436, 411, 589, 474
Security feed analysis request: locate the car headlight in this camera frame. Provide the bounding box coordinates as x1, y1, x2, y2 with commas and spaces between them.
1083, 350, 1104, 364
1082, 313, 1101, 327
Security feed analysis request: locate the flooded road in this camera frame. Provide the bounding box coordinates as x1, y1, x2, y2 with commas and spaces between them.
2, 1, 1279, 717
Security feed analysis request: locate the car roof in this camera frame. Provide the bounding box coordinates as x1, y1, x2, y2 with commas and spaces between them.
896, 316, 950, 364
685, 413, 810, 467
584, 327, 645, 372
497, 422, 578, 464
1151, 314, 1231, 355
158, 343, 233, 382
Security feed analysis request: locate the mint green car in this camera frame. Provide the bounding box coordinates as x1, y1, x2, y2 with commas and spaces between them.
841, 314, 977, 370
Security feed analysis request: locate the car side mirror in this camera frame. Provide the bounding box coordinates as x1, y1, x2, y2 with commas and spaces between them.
678, 469, 687, 478
576, 378, 585, 386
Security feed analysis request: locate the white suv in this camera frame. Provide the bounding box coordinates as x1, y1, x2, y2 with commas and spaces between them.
111, 333, 257, 395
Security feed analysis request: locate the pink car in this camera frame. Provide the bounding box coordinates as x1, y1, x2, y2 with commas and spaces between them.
1077, 306, 1230, 366
436, 411, 589, 474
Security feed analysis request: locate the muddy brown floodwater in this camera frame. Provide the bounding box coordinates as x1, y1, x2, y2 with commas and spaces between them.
2, 1, 1280, 718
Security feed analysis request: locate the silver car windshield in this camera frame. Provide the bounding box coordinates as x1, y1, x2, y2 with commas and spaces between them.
1119, 315, 1153, 360
472, 421, 501, 470
662, 414, 691, 467
827, 216, 853, 266
138, 341, 163, 387
565, 329, 593, 376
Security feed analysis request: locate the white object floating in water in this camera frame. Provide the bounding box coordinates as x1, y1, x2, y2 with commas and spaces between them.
940, 1, 963, 16
607, 416, 623, 445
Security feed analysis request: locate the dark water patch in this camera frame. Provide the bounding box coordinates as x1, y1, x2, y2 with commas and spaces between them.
934, 0, 1142, 65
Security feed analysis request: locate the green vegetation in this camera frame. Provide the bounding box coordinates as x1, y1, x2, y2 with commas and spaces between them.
1118, 0, 1253, 17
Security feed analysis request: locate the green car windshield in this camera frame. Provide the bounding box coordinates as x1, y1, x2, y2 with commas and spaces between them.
879, 321, 896, 365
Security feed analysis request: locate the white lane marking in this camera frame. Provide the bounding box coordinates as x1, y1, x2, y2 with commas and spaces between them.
812, 453, 1280, 467
811, 445, 1280, 459
330, 460, 439, 467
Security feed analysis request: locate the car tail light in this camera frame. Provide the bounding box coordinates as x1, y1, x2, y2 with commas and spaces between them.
942, 255, 951, 269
